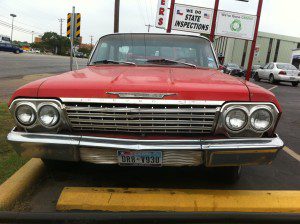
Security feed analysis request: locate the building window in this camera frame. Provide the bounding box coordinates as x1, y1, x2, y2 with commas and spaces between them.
297, 43, 300, 49
266, 38, 273, 64
274, 40, 281, 62
241, 40, 248, 67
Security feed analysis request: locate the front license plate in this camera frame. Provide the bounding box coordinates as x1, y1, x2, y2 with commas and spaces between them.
290, 77, 296, 81
117, 151, 163, 167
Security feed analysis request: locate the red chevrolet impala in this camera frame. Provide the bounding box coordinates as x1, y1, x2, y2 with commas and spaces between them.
7, 33, 284, 182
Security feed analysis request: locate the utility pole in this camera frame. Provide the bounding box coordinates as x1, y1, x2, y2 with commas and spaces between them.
90, 35, 94, 50
114, 0, 120, 33
10, 14, 17, 42
145, 24, 153, 33
31, 31, 34, 43
58, 18, 65, 36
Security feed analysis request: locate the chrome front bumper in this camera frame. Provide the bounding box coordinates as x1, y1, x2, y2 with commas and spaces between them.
7, 128, 284, 167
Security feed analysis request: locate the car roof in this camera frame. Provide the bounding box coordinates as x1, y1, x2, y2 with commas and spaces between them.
98, 33, 211, 43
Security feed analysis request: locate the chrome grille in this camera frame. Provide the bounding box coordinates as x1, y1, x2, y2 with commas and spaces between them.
80, 148, 203, 167
64, 101, 220, 134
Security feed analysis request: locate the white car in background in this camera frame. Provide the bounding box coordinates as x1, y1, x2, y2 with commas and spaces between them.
254, 62, 300, 87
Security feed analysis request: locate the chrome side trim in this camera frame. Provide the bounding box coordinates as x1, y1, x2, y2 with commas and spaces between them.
60, 98, 225, 106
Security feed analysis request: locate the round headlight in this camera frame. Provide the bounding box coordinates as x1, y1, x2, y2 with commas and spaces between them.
250, 109, 272, 131
225, 108, 247, 131
16, 104, 36, 126
38, 105, 60, 127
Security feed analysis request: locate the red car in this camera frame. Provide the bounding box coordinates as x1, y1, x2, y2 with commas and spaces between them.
7, 33, 284, 182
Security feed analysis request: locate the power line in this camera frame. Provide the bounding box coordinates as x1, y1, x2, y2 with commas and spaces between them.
0, 19, 41, 35
0, 14, 46, 32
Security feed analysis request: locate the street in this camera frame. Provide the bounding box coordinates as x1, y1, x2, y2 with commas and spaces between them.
0, 53, 298, 213
0, 52, 88, 79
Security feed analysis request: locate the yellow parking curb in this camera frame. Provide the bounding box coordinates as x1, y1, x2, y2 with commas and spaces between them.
0, 158, 45, 210
57, 187, 300, 213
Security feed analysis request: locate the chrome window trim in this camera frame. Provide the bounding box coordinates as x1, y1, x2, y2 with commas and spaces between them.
60, 98, 225, 106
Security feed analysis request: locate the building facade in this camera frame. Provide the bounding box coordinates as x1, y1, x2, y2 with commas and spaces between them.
214, 32, 300, 68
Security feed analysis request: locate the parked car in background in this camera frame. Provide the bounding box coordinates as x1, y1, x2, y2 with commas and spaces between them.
7, 33, 284, 183
223, 63, 244, 77
75, 51, 84, 58
0, 43, 23, 54
251, 65, 261, 77
254, 62, 300, 87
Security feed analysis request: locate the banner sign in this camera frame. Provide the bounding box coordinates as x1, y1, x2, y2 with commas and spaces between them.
215, 11, 257, 40
171, 4, 213, 34
155, 0, 169, 29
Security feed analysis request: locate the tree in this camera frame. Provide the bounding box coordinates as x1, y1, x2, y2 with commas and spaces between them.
31, 32, 71, 55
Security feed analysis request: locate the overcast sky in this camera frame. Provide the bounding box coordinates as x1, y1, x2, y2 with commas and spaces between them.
0, 0, 299, 44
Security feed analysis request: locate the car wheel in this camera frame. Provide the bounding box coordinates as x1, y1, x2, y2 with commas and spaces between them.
292, 82, 299, 87
269, 74, 276, 84
211, 166, 242, 183
15, 50, 20, 54
254, 73, 260, 82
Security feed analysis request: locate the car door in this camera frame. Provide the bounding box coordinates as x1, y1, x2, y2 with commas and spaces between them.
259, 63, 270, 79
0, 43, 6, 51
267, 63, 275, 79
4, 43, 12, 52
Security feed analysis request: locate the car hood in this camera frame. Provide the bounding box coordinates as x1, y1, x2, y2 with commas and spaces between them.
37, 66, 250, 101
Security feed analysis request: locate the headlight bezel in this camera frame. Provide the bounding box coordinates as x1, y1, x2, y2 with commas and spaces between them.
37, 103, 61, 128
218, 102, 279, 137
10, 99, 65, 130
249, 106, 274, 132
14, 102, 37, 127
224, 106, 248, 132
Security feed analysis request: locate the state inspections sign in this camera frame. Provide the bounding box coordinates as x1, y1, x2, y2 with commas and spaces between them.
215, 11, 257, 40
171, 4, 213, 34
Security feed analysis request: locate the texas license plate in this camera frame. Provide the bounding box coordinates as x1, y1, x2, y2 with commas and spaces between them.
117, 151, 163, 167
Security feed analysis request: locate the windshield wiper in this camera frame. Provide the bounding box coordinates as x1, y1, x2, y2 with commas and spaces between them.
146, 58, 197, 68
91, 60, 136, 66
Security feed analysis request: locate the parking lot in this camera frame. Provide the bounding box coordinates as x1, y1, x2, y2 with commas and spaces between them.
0, 52, 299, 213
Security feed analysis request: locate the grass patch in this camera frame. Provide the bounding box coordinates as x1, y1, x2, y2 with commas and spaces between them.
0, 102, 27, 184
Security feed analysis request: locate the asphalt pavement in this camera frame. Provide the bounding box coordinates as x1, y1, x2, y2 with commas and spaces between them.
0, 54, 298, 212
0, 51, 88, 78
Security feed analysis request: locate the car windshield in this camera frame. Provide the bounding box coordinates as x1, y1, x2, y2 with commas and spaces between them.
90, 34, 217, 69
276, 63, 298, 70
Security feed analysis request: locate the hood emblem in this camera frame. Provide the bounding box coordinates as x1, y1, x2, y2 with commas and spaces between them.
107, 92, 177, 99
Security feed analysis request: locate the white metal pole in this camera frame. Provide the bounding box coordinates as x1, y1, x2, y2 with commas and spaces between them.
70, 6, 75, 71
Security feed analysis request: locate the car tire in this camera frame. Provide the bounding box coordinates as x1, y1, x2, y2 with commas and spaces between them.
211, 166, 242, 183
269, 74, 276, 84
15, 50, 20, 54
292, 82, 299, 87
254, 73, 261, 82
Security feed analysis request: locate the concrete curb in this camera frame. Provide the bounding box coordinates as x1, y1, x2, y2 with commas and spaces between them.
0, 159, 45, 211
57, 187, 300, 213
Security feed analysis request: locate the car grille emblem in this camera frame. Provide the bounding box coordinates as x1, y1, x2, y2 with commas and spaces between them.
106, 92, 177, 99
